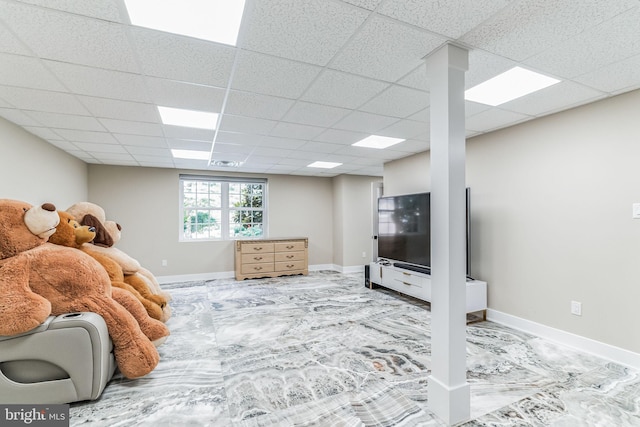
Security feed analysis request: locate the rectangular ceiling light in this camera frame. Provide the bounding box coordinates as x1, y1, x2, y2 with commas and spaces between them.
158, 106, 218, 130
307, 161, 342, 169
352, 135, 405, 149
171, 149, 210, 160
124, 0, 246, 46
465, 66, 560, 106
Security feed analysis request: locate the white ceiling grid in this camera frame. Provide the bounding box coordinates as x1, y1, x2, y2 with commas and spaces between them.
0, 0, 638, 177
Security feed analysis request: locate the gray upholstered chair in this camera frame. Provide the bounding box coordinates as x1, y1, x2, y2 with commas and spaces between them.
0, 312, 116, 404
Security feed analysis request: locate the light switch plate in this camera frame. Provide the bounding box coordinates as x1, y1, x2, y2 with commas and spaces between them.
633, 203, 640, 219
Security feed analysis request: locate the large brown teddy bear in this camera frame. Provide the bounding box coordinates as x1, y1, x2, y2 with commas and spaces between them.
67, 202, 171, 321
48, 210, 169, 345
0, 199, 159, 379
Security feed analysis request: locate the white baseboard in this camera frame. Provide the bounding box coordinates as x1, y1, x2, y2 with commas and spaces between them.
157, 264, 346, 285
156, 271, 234, 284
486, 309, 640, 370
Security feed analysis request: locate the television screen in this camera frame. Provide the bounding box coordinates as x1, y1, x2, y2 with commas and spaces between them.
377, 190, 470, 273
377, 193, 430, 267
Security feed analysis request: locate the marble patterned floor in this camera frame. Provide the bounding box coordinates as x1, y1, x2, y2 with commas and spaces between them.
70, 272, 640, 426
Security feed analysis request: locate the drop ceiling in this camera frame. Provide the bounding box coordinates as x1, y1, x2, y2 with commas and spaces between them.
0, 0, 638, 177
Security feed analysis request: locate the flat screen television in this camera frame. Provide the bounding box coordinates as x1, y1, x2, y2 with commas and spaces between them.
377, 189, 470, 274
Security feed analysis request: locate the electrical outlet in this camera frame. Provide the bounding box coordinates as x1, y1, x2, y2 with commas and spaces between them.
362, 251, 366, 258
571, 300, 582, 316
161, 259, 168, 267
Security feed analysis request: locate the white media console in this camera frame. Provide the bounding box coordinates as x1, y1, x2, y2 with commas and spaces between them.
368, 261, 487, 317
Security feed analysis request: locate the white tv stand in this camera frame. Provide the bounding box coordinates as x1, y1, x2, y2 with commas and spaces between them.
368, 261, 487, 317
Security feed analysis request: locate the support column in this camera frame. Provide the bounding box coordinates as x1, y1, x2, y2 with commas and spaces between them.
424, 43, 469, 425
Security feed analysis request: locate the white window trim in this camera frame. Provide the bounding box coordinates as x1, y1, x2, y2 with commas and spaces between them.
179, 174, 268, 242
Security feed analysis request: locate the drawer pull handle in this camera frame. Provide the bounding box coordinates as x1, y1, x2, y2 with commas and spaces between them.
254, 256, 263, 261
253, 247, 263, 251
286, 245, 294, 249
253, 266, 263, 271
286, 264, 295, 268
402, 281, 412, 286
403, 272, 411, 276
286, 255, 294, 259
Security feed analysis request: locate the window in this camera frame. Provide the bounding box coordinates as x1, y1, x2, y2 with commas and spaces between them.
179, 175, 267, 241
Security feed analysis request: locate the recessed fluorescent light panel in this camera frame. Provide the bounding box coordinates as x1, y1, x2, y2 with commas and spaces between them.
465, 66, 560, 106
171, 149, 210, 160
353, 135, 405, 149
307, 161, 342, 169
124, 0, 246, 46
158, 106, 218, 130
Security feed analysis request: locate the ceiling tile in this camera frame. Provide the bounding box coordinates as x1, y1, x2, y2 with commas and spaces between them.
1, 2, 138, 72
114, 134, 167, 148
162, 126, 215, 141
269, 122, 325, 140
46, 61, 151, 102
523, 7, 640, 79
499, 81, 606, 117
54, 129, 118, 144
77, 96, 160, 123
391, 139, 429, 153
214, 131, 262, 146
466, 49, 518, 89
313, 128, 368, 145
575, 53, 640, 94
376, 119, 427, 140
466, 108, 530, 133
360, 85, 429, 118
465, 101, 491, 118
72, 141, 127, 153
297, 141, 343, 154
231, 50, 322, 99
339, 0, 383, 11
396, 65, 429, 91
240, 0, 369, 65
224, 91, 295, 121
98, 118, 164, 136
0, 108, 42, 126
378, 0, 511, 39
219, 115, 277, 135
131, 27, 236, 87
124, 146, 171, 157
462, 0, 638, 61
168, 139, 211, 151
333, 111, 399, 133
0, 86, 89, 115
0, 53, 65, 91
259, 135, 307, 150
331, 15, 445, 82
46, 140, 79, 151
0, 20, 30, 55
22, 126, 63, 140
282, 101, 351, 128
138, 159, 175, 168
25, 111, 106, 131
16, 0, 125, 22
301, 69, 389, 109
213, 142, 255, 155
145, 77, 226, 112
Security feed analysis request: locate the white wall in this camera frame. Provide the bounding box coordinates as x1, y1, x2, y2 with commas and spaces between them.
87, 165, 337, 276
383, 89, 640, 354
332, 174, 382, 269
0, 117, 88, 207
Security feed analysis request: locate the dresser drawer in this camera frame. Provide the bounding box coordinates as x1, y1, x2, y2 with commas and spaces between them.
241, 242, 274, 254
274, 251, 305, 262
241, 262, 275, 275
274, 241, 305, 252
241, 253, 275, 264
275, 260, 306, 272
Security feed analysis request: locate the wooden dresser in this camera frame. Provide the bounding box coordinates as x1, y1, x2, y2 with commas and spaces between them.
234, 238, 308, 280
